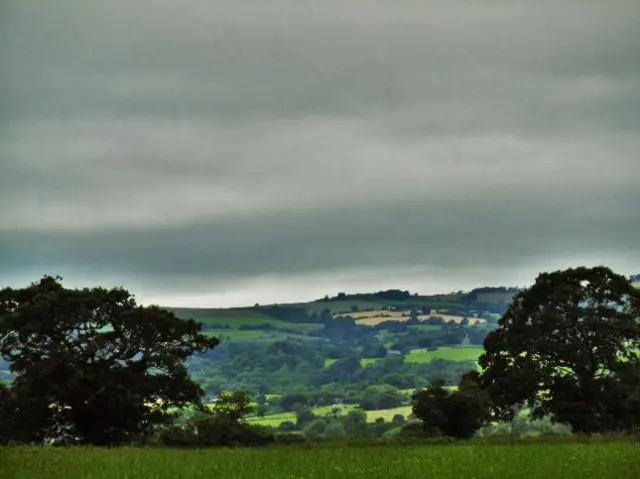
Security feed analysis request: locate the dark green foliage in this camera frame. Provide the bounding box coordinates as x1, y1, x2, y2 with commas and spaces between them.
302, 417, 347, 440
358, 384, 407, 410
279, 393, 309, 412
391, 413, 406, 427
295, 406, 317, 427
411, 372, 491, 439
277, 421, 298, 432
159, 390, 274, 447
210, 390, 253, 421
480, 266, 640, 434
0, 276, 219, 446
342, 410, 370, 437
399, 421, 440, 440
274, 432, 307, 444
159, 414, 274, 448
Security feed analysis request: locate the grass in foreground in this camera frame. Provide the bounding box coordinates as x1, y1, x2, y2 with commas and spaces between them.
1, 442, 638, 479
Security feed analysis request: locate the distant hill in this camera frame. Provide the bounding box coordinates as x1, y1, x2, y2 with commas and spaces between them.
165, 286, 519, 332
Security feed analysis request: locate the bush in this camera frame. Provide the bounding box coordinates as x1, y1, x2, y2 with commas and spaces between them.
158, 415, 275, 448
278, 421, 299, 432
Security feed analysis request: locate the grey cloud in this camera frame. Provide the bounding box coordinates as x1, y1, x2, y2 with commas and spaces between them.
1, 1, 640, 304
2, 189, 638, 283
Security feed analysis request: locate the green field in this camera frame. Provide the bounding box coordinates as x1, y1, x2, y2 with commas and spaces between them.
247, 412, 296, 427
323, 346, 484, 368
2, 443, 638, 479
247, 405, 361, 427
364, 406, 412, 422
170, 307, 323, 332
246, 404, 415, 427
406, 346, 484, 364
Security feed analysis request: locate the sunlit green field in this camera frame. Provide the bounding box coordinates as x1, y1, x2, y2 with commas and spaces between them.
323, 346, 484, 368
364, 406, 412, 422
406, 346, 483, 364
246, 404, 414, 427
1, 442, 638, 479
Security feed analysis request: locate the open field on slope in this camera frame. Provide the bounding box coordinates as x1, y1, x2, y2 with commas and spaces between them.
170, 307, 323, 332
2, 442, 638, 479
364, 406, 413, 422
337, 310, 484, 326
324, 345, 484, 368
246, 404, 414, 428
406, 346, 484, 364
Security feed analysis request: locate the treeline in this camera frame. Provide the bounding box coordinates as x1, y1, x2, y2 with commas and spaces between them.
188, 327, 481, 397
317, 289, 414, 302
1, 266, 639, 447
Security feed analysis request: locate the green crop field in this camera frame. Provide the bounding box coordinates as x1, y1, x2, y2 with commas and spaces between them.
365, 406, 412, 422
247, 412, 296, 427
247, 404, 417, 428
248, 405, 362, 427
201, 318, 322, 332
300, 300, 384, 314
324, 346, 485, 368
171, 308, 323, 332
406, 346, 484, 364
2, 442, 638, 479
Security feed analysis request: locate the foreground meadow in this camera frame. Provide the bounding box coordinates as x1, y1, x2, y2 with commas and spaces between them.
1, 442, 638, 479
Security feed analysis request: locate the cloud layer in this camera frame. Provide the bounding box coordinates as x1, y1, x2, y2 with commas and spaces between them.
2, 1, 639, 306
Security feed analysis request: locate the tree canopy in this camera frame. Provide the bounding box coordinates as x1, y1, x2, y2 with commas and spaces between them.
479, 266, 640, 433
412, 371, 491, 439
0, 276, 219, 445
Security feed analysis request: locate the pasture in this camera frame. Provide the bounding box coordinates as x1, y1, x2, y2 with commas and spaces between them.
170, 307, 323, 332
324, 345, 483, 368
2, 442, 638, 479
344, 311, 483, 327
406, 346, 484, 364
246, 404, 413, 428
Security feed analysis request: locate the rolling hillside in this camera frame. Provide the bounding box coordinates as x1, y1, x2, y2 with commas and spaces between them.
166, 286, 518, 332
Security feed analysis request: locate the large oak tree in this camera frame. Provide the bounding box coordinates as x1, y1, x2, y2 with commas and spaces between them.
479, 266, 640, 433
0, 276, 219, 445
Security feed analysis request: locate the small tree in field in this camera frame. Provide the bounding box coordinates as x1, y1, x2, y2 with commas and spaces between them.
412, 371, 491, 439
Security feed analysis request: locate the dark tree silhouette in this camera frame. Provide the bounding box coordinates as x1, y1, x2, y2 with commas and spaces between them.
0, 276, 219, 445
412, 371, 491, 439
479, 266, 640, 434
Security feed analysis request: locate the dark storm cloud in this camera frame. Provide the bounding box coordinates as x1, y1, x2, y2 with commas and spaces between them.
2, 0, 640, 305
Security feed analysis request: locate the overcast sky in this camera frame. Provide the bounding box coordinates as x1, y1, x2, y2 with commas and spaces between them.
2, 0, 639, 307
